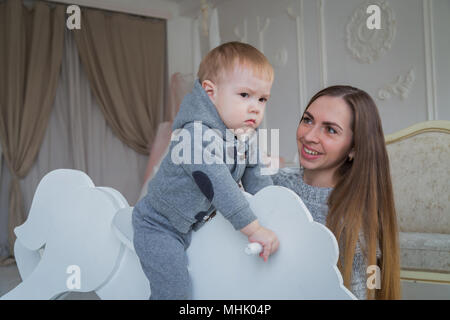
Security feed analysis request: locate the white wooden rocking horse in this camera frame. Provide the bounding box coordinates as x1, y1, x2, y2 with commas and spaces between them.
0, 169, 356, 300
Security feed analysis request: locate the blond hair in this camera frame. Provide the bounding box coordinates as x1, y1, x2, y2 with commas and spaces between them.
197, 42, 274, 84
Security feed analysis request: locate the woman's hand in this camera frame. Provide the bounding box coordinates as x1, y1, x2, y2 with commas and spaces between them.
240, 220, 279, 262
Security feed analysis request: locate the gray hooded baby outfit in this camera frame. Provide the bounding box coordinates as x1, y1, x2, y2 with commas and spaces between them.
132, 79, 272, 299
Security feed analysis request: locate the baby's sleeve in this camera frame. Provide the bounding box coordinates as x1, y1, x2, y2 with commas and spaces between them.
240, 138, 274, 194
177, 122, 257, 231
241, 163, 273, 195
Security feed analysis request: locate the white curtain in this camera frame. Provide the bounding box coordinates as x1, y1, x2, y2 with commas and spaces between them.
0, 27, 149, 258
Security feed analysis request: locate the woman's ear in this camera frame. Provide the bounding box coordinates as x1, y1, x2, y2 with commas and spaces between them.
348, 148, 355, 161
201, 80, 216, 101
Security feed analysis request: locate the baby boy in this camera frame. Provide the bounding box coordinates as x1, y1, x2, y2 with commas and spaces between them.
132, 42, 279, 299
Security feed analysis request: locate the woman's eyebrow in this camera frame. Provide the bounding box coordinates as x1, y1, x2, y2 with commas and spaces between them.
304, 111, 343, 131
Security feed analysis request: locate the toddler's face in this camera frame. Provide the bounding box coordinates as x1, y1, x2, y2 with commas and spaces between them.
203, 64, 272, 135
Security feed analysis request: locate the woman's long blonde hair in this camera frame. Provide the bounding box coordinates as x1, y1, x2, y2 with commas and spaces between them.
303, 86, 401, 299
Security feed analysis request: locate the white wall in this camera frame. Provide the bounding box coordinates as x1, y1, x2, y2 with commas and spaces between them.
170, 0, 450, 163
45, 0, 449, 163
167, 16, 196, 77
433, 0, 450, 121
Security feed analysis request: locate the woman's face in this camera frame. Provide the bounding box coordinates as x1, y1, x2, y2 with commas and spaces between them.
297, 95, 354, 183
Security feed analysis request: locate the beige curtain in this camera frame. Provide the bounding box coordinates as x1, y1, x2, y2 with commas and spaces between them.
73, 7, 166, 155
0, 0, 65, 265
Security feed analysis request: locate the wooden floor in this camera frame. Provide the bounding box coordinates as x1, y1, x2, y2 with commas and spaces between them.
1, 263, 449, 299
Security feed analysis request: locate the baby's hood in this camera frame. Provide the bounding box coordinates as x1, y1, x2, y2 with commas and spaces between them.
172, 80, 228, 137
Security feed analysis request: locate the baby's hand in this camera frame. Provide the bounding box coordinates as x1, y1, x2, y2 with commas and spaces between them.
249, 226, 279, 262
240, 220, 279, 262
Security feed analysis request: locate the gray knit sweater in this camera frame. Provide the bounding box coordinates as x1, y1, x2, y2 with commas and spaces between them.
271, 167, 379, 300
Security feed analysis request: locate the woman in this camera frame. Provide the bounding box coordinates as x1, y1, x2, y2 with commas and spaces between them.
272, 85, 401, 299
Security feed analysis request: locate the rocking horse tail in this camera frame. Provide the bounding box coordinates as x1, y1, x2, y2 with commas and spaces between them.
0, 259, 69, 300
14, 240, 42, 281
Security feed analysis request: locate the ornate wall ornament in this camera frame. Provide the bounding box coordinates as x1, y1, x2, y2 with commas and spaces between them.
256, 16, 270, 54
233, 18, 248, 43
346, 0, 396, 64
378, 68, 415, 101
273, 47, 288, 67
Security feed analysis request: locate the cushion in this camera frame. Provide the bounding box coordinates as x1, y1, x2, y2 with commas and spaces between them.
400, 232, 450, 273
387, 129, 450, 234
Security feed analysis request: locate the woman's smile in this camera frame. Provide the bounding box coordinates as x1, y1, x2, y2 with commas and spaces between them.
301, 144, 322, 160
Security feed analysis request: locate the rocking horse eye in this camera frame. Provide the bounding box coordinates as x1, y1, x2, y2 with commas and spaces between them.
192, 171, 214, 202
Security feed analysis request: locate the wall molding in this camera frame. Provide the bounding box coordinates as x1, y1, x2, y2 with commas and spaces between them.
423, 0, 438, 120
317, 0, 327, 88
257, 16, 270, 129
273, 47, 288, 68
287, 0, 307, 114
257, 16, 270, 54
233, 18, 248, 43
